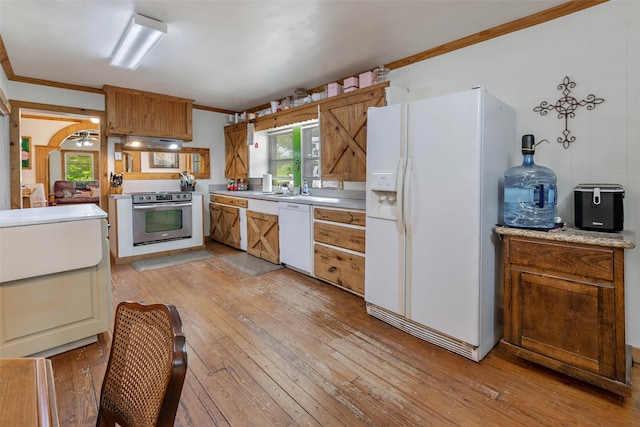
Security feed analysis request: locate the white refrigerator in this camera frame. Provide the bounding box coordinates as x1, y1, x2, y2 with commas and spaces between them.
364, 88, 516, 361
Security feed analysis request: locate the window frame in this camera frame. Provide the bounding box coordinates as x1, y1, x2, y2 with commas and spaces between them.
62, 150, 96, 181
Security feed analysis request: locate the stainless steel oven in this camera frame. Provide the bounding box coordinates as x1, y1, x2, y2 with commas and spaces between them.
132, 192, 193, 246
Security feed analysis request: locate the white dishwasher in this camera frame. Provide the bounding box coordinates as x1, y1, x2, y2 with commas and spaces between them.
278, 202, 312, 274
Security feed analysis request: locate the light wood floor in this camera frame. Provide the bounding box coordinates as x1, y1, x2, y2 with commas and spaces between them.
50, 241, 639, 426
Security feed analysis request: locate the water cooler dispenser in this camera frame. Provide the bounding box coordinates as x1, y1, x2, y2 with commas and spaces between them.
503, 135, 557, 229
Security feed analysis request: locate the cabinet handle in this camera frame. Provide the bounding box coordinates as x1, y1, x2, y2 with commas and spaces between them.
350, 238, 360, 243
321, 255, 329, 260
320, 231, 329, 236
347, 214, 354, 223
351, 264, 360, 270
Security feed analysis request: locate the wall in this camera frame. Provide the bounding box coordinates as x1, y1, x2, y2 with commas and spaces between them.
0, 65, 10, 210
390, 0, 640, 347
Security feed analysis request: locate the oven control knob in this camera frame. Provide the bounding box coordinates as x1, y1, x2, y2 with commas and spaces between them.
137, 196, 144, 202
146, 195, 152, 200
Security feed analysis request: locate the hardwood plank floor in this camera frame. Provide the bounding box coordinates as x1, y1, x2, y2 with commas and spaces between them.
49, 241, 639, 426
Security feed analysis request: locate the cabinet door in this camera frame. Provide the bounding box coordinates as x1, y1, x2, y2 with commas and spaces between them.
209, 204, 225, 243
246, 211, 279, 264
314, 244, 365, 295
506, 269, 617, 378
313, 222, 365, 253
320, 88, 385, 181
222, 206, 241, 249
104, 85, 193, 140
224, 124, 248, 179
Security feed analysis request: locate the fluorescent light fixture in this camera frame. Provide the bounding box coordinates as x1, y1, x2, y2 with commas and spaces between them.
110, 13, 167, 70
90, 117, 100, 124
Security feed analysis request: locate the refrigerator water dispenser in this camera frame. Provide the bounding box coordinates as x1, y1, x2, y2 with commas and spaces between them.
368, 172, 398, 220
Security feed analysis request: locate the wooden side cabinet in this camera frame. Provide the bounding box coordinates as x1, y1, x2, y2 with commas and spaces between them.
496, 227, 636, 396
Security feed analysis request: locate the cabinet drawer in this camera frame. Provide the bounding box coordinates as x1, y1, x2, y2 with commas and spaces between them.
509, 238, 614, 282
210, 194, 248, 208
314, 244, 365, 295
314, 208, 365, 226
314, 222, 365, 253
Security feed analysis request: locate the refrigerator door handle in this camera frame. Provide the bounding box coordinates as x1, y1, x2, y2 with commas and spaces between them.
403, 157, 412, 236
396, 159, 405, 234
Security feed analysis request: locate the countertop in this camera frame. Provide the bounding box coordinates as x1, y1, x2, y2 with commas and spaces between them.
495, 226, 636, 249
210, 190, 366, 210
0, 204, 107, 228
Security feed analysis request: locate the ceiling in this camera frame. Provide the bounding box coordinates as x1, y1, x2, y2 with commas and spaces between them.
1, 1, 569, 113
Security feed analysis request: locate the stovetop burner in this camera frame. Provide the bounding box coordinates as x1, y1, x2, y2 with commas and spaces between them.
131, 191, 192, 204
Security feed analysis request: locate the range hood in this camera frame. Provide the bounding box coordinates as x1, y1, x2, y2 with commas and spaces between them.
123, 136, 183, 151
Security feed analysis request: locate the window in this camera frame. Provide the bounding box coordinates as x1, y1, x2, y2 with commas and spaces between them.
268, 128, 295, 186
302, 125, 321, 189
268, 121, 322, 189
65, 152, 94, 181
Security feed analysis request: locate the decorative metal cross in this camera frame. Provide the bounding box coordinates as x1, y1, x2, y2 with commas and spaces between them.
533, 76, 604, 149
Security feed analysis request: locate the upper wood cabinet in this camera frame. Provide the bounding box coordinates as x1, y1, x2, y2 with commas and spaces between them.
319, 85, 387, 182
104, 85, 194, 140
224, 122, 249, 179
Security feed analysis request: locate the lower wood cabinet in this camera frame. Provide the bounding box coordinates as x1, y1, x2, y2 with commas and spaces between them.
210, 204, 241, 249
313, 207, 366, 295
497, 229, 635, 396
314, 244, 365, 295
246, 210, 279, 264
209, 195, 248, 250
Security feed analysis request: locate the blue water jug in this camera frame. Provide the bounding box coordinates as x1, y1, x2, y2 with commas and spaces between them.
504, 135, 557, 229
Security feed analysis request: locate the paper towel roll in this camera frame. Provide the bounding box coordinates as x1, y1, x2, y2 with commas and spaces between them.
262, 174, 272, 193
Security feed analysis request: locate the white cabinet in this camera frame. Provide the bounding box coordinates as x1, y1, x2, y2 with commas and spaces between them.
0, 205, 111, 357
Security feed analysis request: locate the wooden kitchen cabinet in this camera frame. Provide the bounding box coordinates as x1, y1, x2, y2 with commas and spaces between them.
246, 210, 279, 264
497, 227, 636, 396
319, 84, 387, 182
224, 123, 249, 179
104, 85, 193, 140
209, 195, 248, 250
313, 207, 366, 295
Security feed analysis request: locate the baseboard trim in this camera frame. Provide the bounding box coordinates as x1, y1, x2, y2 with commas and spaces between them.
633, 346, 639, 366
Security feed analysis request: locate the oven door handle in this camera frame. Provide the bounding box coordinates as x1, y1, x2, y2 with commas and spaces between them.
133, 202, 193, 210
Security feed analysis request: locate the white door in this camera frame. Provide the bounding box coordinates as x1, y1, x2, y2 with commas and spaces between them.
365, 103, 406, 315
406, 90, 482, 346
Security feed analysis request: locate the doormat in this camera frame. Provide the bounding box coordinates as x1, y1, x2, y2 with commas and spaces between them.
131, 251, 214, 272
220, 252, 283, 276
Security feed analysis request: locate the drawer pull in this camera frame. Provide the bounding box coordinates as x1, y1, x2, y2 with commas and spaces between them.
321, 255, 329, 260
347, 214, 354, 223
351, 264, 360, 270
320, 231, 329, 236
350, 238, 360, 243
